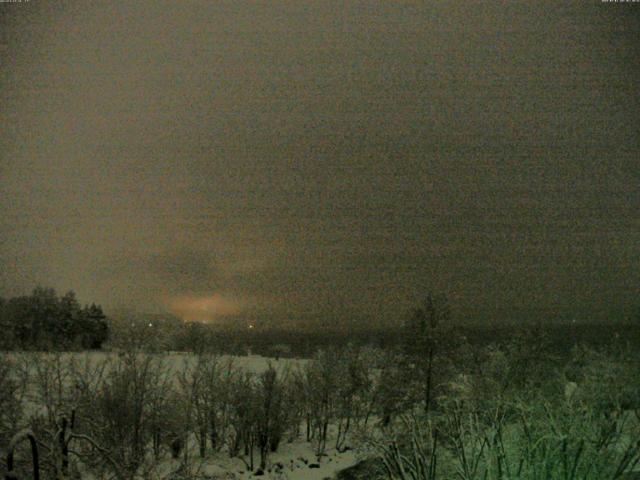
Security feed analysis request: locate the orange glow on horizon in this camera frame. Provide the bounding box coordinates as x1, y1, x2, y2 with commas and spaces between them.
167, 293, 241, 323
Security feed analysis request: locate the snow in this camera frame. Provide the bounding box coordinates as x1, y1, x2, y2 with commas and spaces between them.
190, 443, 359, 480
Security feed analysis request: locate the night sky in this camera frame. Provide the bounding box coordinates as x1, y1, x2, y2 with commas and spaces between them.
1, 2, 638, 326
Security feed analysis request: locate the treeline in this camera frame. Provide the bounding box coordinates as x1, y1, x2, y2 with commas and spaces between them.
2, 287, 637, 357
171, 322, 398, 357
0, 287, 109, 351
105, 312, 640, 359
104, 310, 400, 356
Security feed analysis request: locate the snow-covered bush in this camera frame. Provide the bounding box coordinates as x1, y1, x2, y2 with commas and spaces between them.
428, 344, 640, 480
86, 352, 173, 479
0, 354, 24, 454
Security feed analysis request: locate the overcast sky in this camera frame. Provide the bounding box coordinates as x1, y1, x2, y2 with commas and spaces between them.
1, 1, 638, 325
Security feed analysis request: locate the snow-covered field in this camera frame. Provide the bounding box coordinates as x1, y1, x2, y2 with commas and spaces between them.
7, 351, 308, 373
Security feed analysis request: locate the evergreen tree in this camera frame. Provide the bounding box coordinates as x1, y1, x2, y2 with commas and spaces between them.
0, 288, 110, 350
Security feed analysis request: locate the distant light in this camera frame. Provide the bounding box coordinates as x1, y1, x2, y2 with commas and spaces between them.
149, 323, 153, 327
248, 324, 254, 329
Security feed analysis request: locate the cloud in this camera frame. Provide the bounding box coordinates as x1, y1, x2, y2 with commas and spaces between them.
0, 2, 638, 323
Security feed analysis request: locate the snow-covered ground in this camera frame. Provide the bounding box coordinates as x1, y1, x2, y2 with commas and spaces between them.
154, 442, 360, 480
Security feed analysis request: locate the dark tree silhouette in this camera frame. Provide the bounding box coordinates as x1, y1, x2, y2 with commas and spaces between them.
0, 288, 109, 350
